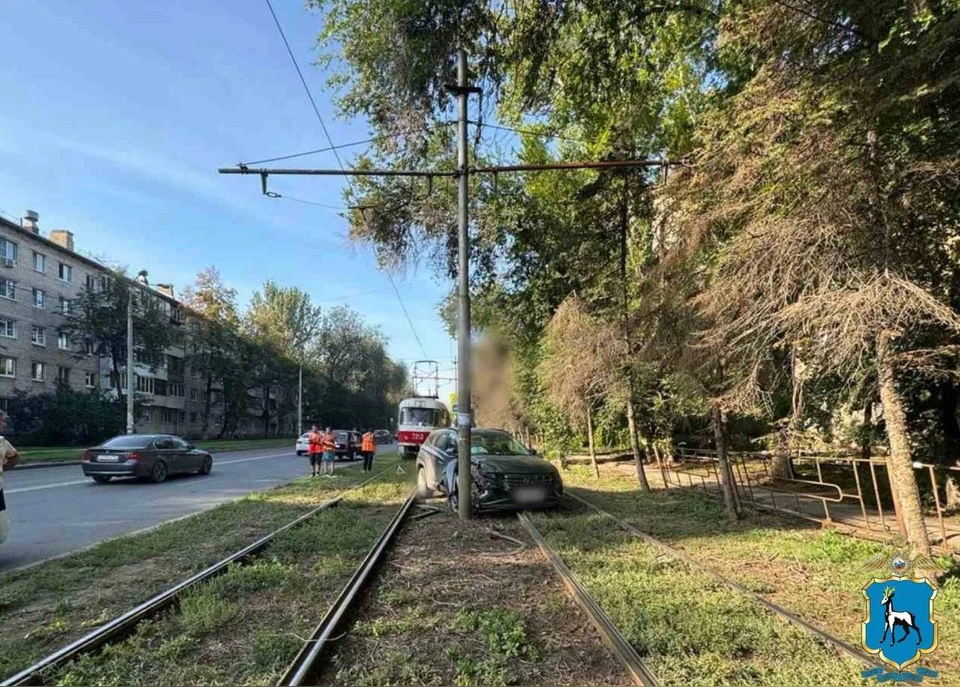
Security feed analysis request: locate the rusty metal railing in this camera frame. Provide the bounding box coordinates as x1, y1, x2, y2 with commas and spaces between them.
666, 448, 960, 552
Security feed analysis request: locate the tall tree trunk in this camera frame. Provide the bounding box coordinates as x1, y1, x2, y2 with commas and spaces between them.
711, 401, 740, 520
626, 392, 650, 491
586, 402, 599, 479
262, 384, 271, 437
860, 398, 874, 461
111, 355, 124, 408
621, 186, 650, 492
877, 331, 931, 555
201, 374, 213, 440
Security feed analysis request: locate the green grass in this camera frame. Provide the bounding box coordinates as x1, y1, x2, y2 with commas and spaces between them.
529, 504, 867, 686
555, 463, 960, 683
51, 474, 414, 686
14, 437, 296, 464
0, 455, 404, 681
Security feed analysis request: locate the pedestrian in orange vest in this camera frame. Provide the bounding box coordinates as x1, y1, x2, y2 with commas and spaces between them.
361, 429, 376, 472
321, 427, 337, 477
307, 425, 323, 477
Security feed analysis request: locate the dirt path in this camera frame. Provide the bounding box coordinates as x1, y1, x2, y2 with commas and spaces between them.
316, 504, 631, 686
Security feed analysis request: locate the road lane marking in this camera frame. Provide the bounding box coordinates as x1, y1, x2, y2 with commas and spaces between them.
6, 479, 89, 494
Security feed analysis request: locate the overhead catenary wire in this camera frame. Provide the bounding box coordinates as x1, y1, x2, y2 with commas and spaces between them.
240, 121, 458, 167
261, 0, 428, 359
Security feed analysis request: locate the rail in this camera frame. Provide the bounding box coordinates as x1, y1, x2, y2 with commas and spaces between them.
517, 512, 661, 687
277, 492, 416, 686
565, 491, 883, 670
1, 466, 396, 687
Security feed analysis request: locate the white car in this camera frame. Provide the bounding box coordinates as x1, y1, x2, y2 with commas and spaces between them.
295, 432, 311, 456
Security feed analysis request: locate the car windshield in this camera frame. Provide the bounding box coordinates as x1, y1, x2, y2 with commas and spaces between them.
335, 431, 349, 442
299, 433, 311, 439
469, 432, 531, 456
101, 435, 153, 449
400, 407, 441, 426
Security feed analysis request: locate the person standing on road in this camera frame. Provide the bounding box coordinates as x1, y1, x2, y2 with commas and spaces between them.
0, 410, 20, 545
321, 427, 336, 477
307, 424, 323, 478
361, 429, 376, 472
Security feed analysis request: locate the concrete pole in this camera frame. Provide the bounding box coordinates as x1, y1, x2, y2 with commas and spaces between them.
126, 288, 135, 434
297, 363, 303, 435
455, 48, 473, 520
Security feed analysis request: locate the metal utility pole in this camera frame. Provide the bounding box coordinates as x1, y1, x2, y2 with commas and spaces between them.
126, 288, 134, 434
453, 49, 475, 520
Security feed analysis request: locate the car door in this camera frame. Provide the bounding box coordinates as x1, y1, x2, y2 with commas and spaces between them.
152, 436, 180, 473
429, 430, 457, 489
171, 436, 196, 471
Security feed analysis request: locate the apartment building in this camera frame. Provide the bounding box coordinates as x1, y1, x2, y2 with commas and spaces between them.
0, 210, 240, 437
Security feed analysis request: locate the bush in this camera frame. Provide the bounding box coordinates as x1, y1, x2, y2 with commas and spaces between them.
6, 385, 127, 446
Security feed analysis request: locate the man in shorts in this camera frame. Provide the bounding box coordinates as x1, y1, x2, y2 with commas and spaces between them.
321, 427, 337, 477
307, 424, 323, 477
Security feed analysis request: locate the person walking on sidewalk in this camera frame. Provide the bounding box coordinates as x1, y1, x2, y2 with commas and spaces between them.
361, 429, 376, 472
321, 427, 337, 477
0, 410, 21, 545
307, 424, 323, 477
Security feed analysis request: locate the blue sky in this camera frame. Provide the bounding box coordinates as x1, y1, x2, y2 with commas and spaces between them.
0, 0, 458, 398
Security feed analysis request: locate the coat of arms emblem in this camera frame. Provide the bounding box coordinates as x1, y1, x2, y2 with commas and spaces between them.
860, 553, 940, 683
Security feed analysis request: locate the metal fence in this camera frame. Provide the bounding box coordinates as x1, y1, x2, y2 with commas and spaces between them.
659, 449, 960, 552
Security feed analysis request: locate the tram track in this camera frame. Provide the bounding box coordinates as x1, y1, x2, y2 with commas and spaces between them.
564, 490, 884, 671
0, 466, 397, 687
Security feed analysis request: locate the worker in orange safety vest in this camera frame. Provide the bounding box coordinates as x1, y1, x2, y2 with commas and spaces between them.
361, 429, 376, 472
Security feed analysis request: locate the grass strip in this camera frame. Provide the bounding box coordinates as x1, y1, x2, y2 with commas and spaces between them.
49, 474, 414, 686
528, 500, 868, 686
0, 456, 403, 680
556, 463, 960, 684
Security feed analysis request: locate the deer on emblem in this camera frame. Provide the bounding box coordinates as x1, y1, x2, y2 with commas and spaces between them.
880, 587, 922, 647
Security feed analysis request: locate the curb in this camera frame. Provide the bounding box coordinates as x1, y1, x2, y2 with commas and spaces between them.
10, 460, 81, 471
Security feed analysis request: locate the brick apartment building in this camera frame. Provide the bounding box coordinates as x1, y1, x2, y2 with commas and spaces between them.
0, 210, 282, 438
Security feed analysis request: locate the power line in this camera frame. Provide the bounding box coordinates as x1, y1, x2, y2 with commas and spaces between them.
469, 120, 592, 146
240, 121, 457, 167
262, 0, 428, 358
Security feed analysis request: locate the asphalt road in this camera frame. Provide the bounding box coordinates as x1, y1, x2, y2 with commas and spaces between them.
0, 443, 398, 573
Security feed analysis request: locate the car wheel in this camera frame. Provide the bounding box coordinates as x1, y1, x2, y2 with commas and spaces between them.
91, 475, 112, 484
296, 450, 304, 456
150, 460, 168, 483
199, 456, 213, 475
416, 468, 431, 499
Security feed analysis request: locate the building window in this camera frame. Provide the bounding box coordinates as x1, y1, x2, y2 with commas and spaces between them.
58, 331, 69, 350
31, 361, 45, 381
31, 326, 46, 347
169, 382, 184, 397
0, 237, 17, 266
57, 366, 70, 384
179, 410, 186, 423
59, 296, 71, 314
33, 288, 45, 309
190, 412, 198, 424
161, 408, 177, 423
0, 278, 16, 300
84, 372, 96, 388
154, 379, 168, 397
135, 375, 154, 394
0, 318, 15, 339
85, 274, 97, 291
0, 357, 15, 378
85, 340, 96, 355
58, 262, 73, 283
33, 251, 45, 272
190, 388, 198, 401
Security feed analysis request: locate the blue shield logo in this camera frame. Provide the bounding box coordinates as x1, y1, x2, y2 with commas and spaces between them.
862, 577, 938, 671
